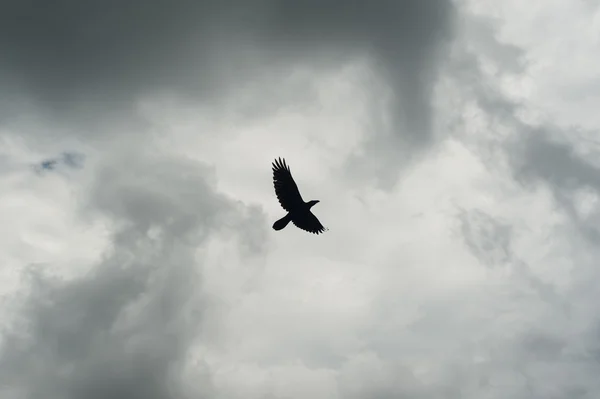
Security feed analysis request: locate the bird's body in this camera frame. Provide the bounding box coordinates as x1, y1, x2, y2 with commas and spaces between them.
272, 157, 327, 234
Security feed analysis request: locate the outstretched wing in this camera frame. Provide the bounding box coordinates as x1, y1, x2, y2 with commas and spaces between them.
292, 211, 327, 235
272, 157, 304, 212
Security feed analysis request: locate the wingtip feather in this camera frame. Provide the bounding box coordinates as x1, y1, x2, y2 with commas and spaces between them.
272, 157, 291, 173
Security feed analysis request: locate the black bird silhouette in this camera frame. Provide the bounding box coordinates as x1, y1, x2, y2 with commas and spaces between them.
272, 157, 327, 234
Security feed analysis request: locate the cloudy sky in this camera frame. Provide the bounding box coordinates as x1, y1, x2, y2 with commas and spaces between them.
2, 0, 600, 398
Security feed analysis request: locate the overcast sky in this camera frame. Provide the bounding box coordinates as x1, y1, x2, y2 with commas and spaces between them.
2, 0, 600, 398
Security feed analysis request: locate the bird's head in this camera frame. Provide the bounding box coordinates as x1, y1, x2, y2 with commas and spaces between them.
307, 200, 320, 208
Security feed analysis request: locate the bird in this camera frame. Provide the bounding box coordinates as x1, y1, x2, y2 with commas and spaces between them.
271, 157, 327, 234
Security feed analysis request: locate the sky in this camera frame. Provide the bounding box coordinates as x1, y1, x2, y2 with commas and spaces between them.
1, 0, 600, 398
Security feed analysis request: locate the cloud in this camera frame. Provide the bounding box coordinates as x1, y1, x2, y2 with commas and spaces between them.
0, 143, 267, 399
1, 0, 455, 183
4, 1, 600, 398
514, 132, 600, 192
454, 3, 600, 396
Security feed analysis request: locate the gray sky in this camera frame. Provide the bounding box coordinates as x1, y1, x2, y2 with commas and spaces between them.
1, 0, 600, 398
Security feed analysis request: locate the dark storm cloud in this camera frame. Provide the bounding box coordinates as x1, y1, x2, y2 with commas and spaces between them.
1, 1, 455, 149
515, 132, 600, 192
260, 0, 455, 139
0, 149, 267, 399
1, 262, 196, 399
0, 0, 245, 127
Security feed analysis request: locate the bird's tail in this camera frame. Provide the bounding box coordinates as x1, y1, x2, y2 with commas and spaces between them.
273, 214, 292, 231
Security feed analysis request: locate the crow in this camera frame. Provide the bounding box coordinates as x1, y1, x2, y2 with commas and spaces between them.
272, 157, 327, 234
